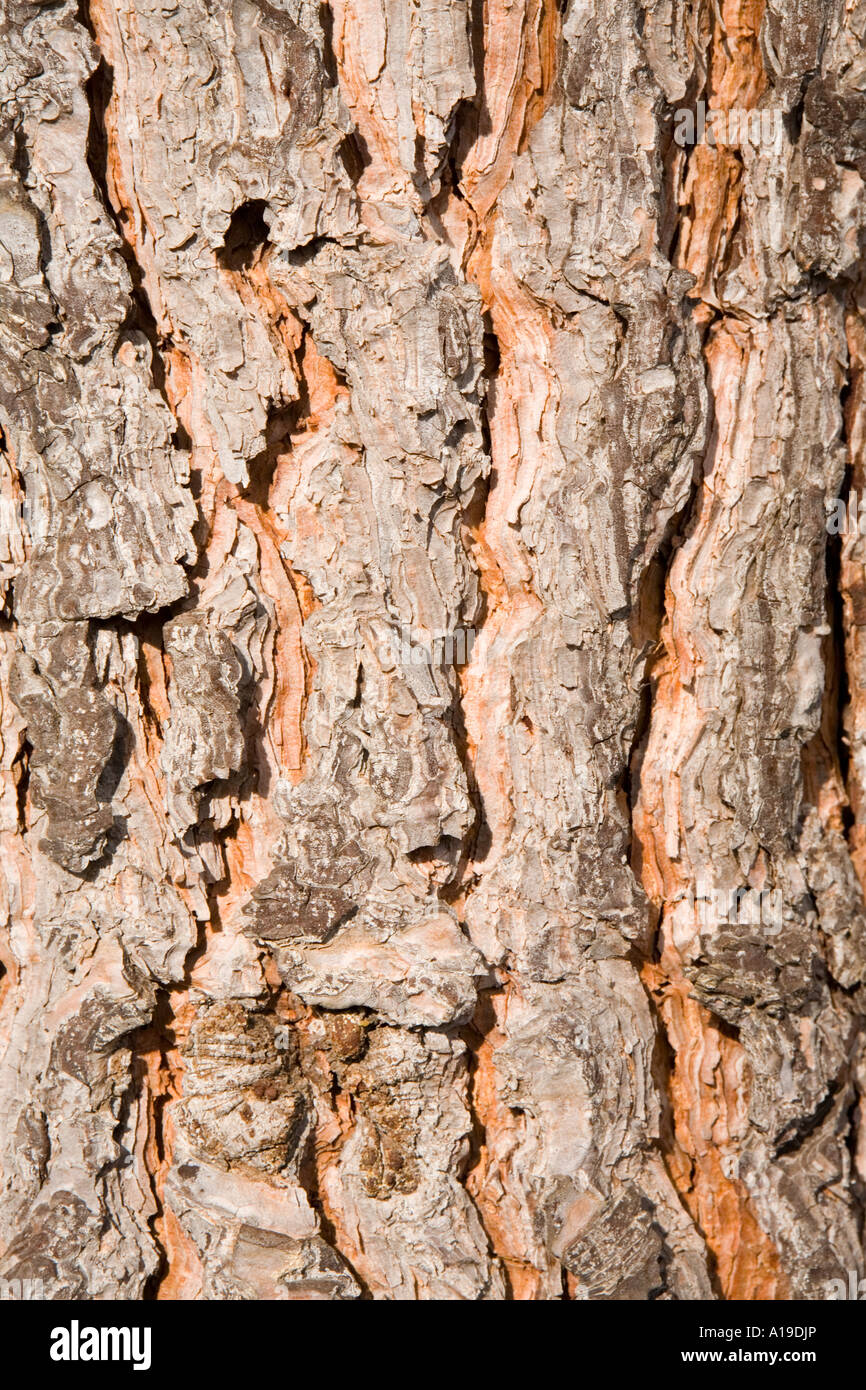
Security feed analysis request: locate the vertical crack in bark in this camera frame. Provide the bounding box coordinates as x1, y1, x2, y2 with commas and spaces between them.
830, 282, 866, 1231
443, 0, 564, 1296
629, 0, 792, 1299
75, 0, 333, 1293
289, 997, 377, 1299
839, 283, 866, 884
129, 989, 190, 1300
73, 0, 201, 1293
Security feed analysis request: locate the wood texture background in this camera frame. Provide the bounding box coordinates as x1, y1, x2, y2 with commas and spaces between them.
0, 0, 864, 1299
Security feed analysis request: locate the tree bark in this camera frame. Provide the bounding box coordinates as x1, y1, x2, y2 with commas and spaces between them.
0, 0, 864, 1300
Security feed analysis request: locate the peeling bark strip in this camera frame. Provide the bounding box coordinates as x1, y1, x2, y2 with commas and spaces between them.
0, 0, 863, 1303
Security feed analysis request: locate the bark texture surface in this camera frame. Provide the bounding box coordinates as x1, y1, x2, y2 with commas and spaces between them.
0, 0, 864, 1300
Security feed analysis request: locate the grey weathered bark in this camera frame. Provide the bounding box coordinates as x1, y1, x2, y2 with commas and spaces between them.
0, 0, 864, 1300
